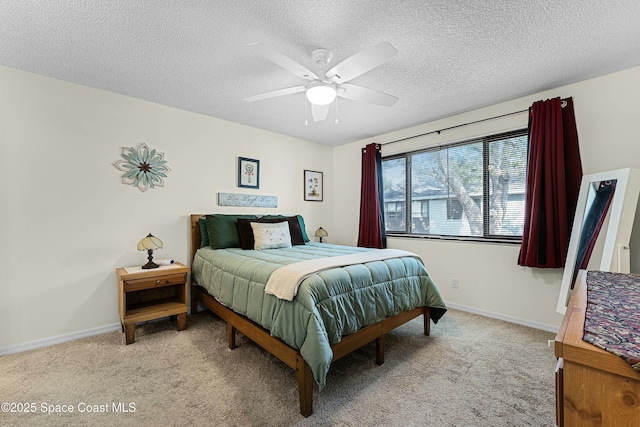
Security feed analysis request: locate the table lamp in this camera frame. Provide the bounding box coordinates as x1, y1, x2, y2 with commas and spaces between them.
314, 227, 328, 243
137, 233, 163, 269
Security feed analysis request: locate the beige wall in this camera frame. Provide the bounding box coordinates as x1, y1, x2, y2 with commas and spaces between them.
0, 66, 333, 349
333, 66, 640, 331
3, 64, 640, 350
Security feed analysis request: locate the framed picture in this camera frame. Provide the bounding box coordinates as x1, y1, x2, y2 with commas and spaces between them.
238, 157, 260, 189
304, 170, 323, 201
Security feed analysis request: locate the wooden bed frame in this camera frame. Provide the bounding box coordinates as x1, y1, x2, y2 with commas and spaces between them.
188, 214, 431, 417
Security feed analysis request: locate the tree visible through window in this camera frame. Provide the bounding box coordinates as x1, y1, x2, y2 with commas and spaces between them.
382, 130, 527, 240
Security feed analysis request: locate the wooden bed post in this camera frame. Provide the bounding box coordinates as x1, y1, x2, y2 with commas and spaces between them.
189, 214, 205, 315
228, 323, 237, 349
375, 335, 385, 365
190, 286, 199, 314
296, 356, 313, 417
424, 307, 431, 336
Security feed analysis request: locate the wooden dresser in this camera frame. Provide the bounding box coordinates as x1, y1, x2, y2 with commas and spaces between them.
554, 272, 640, 426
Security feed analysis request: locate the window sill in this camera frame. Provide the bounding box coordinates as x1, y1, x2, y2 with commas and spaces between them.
386, 233, 522, 245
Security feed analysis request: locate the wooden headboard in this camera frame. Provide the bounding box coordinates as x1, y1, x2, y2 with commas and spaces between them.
190, 214, 206, 268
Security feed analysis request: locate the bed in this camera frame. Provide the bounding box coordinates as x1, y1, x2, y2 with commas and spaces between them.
189, 214, 446, 416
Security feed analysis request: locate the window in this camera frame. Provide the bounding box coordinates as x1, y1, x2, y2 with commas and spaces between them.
382, 129, 528, 241
382, 157, 406, 232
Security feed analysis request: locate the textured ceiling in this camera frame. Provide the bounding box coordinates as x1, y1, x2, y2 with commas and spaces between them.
2, 1, 640, 147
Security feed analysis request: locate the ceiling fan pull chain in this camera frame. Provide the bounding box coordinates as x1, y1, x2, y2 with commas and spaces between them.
335, 97, 339, 124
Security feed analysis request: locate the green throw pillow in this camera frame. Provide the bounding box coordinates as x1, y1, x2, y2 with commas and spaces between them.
297, 215, 310, 242
198, 217, 209, 248
205, 214, 257, 249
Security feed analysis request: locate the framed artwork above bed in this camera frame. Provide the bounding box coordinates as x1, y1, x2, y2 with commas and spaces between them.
304, 170, 323, 201
238, 157, 260, 189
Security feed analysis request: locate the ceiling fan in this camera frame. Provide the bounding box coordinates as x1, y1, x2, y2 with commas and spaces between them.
244, 41, 399, 123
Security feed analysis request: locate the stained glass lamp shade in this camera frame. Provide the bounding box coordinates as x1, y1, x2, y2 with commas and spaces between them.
314, 227, 328, 243
137, 233, 163, 269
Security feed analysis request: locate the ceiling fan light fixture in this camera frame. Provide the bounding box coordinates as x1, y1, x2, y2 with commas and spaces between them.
306, 81, 336, 105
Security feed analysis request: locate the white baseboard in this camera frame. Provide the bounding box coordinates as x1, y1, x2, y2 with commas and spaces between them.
444, 301, 559, 333
0, 304, 559, 356
0, 323, 121, 357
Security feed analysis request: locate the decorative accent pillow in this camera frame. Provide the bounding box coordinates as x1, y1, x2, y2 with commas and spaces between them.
297, 215, 310, 242
237, 216, 305, 249
198, 217, 209, 248
263, 215, 306, 245
250, 221, 292, 250
205, 214, 258, 249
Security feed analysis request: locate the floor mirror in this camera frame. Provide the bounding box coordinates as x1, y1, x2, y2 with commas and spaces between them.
556, 168, 640, 315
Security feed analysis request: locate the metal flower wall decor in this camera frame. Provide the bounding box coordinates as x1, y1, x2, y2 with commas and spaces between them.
113, 143, 171, 192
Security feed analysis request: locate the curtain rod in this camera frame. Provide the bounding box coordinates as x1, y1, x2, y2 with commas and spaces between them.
381, 108, 529, 146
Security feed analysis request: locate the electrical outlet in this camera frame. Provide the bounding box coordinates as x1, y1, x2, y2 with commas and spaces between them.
451, 278, 459, 289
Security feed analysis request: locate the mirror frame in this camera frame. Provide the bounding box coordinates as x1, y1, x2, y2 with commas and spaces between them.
556, 168, 640, 314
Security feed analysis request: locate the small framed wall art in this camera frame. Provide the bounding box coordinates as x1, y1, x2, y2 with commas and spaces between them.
238, 157, 260, 189
304, 170, 323, 201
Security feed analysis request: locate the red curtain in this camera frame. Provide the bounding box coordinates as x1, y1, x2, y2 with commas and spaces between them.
357, 143, 386, 248
518, 97, 582, 268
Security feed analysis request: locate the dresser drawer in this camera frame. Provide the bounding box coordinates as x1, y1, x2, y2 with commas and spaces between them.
123, 273, 186, 292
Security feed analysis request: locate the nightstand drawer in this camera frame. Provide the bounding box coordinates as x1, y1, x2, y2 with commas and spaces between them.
123, 273, 186, 292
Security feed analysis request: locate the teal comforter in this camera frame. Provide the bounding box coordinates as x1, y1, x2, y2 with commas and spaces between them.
192, 242, 446, 389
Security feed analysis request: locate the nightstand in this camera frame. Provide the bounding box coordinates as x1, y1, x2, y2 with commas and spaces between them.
116, 262, 190, 344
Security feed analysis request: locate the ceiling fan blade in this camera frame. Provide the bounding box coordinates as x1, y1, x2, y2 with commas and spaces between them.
244, 86, 306, 102
337, 83, 399, 107
311, 103, 330, 122
325, 41, 398, 84
249, 43, 319, 81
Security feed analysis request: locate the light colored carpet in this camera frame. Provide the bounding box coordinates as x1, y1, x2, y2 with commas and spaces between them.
0, 309, 556, 426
